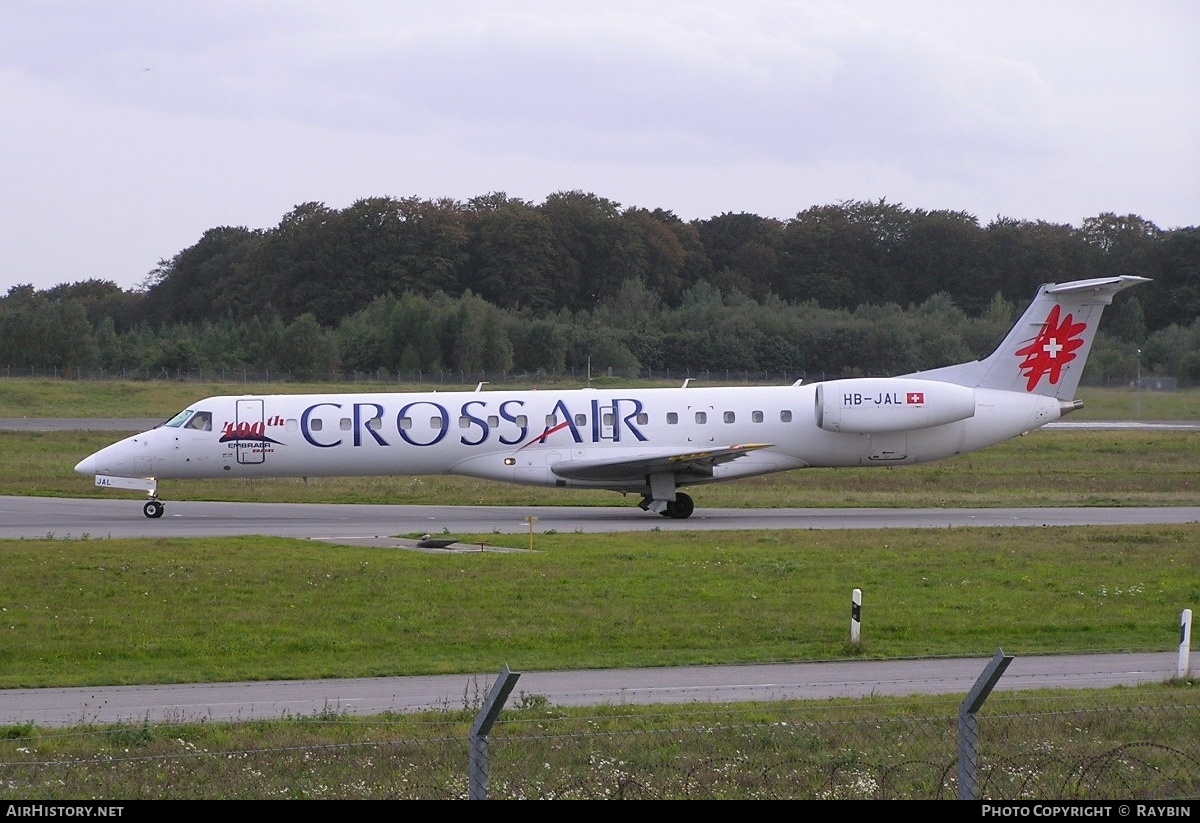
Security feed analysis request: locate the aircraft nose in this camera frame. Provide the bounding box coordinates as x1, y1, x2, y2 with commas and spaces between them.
75, 455, 96, 476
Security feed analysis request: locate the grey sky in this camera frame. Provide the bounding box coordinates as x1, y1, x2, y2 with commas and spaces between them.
2, 0, 1196, 292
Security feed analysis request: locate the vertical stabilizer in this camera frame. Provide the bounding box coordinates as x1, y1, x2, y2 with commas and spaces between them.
907, 275, 1149, 399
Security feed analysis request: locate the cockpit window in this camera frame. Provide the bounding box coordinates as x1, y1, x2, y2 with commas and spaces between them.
186, 411, 213, 431
164, 409, 193, 428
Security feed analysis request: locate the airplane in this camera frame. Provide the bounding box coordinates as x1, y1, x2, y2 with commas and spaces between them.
75, 275, 1149, 520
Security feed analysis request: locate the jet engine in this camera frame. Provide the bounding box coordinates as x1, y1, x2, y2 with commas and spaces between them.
814, 378, 976, 434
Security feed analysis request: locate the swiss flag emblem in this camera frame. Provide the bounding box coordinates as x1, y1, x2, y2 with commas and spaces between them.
906, 392, 925, 404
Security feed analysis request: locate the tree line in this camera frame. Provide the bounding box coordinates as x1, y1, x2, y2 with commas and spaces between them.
3, 193, 1198, 384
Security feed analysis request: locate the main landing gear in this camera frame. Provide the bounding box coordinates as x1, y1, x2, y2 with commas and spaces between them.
143, 499, 165, 519
639, 491, 695, 519
661, 493, 695, 519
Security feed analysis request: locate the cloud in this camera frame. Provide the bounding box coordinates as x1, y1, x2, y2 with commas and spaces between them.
1, 0, 1196, 291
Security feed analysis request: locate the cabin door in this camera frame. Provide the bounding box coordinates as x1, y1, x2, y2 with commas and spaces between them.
235, 399, 267, 465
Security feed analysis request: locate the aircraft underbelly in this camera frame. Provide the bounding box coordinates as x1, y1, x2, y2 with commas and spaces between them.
510, 450, 566, 488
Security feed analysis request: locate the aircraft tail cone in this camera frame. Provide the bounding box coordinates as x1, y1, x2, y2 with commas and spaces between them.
1059, 399, 1085, 417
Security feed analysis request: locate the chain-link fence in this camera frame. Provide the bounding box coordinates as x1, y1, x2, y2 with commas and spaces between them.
2, 688, 1196, 800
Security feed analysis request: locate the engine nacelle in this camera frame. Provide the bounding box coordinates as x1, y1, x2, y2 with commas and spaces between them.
814, 378, 977, 434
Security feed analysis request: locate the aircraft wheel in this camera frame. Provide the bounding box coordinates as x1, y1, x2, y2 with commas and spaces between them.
662, 493, 695, 519
143, 500, 165, 519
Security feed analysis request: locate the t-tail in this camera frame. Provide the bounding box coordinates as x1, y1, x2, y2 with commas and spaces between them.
905, 275, 1151, 408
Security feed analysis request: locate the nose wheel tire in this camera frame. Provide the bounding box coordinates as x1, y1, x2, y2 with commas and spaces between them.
143, 500, 165, 519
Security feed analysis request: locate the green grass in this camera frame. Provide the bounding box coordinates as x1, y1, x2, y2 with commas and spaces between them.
1, 526, 1197, 690
1, 686, 1196, 799
1, 526, 1198, 799
0, 375, 681, 417
2, 377, 1198, 419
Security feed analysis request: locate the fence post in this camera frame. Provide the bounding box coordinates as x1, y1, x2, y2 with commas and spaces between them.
469, 665, 521, 800
958, 649, 1013, 801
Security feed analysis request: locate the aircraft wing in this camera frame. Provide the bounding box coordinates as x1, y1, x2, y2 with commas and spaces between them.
550, 443, 773, 483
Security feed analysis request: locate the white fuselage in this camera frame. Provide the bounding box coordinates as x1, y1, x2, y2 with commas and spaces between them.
76, 381, 1065, 493
72, 275, 1145, 519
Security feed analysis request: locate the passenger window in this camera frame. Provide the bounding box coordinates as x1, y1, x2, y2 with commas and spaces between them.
723, 411, 735, 423
286, 419, 299, 432
752, 411, 764, 423
667, 412, 678, 424
636, 412, 648, 425
310, 418, 323, 432
575, 413, 587, 426
695, 412, 707, 424
340, 418, 352, 431
780, 410, 793, 423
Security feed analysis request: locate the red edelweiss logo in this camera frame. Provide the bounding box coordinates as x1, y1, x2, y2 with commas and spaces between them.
1014, 305, 1087, 391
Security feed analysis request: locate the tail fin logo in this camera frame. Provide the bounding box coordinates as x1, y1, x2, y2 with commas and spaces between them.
1014, 305, 1087, 391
